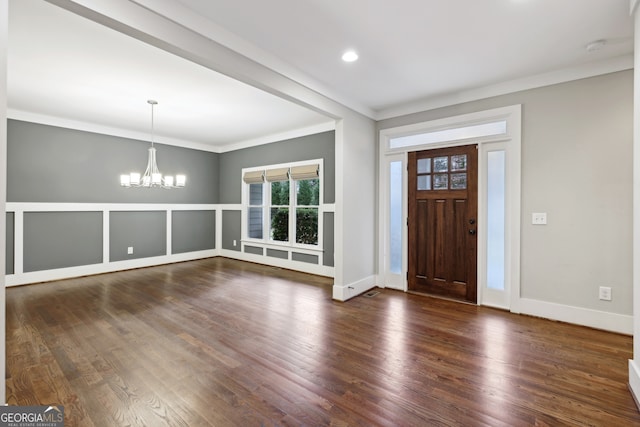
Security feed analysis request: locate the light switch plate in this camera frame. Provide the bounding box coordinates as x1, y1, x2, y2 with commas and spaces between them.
532, 213, 547, 225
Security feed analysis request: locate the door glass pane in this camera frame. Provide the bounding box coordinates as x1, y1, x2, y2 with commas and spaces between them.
389, 161, 403, 274
433, 173, 448, 190
417, 175, 431, 190
487, 150, 506, 290
434, 156, 448, 172
450, 173, 467, 189
417, 158, 431, 173
451, 154, 467, 171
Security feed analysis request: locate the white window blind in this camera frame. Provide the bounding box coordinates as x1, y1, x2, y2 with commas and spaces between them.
243, 170, 265, 184
265, 168, 290, 182
290, 164, 319, 180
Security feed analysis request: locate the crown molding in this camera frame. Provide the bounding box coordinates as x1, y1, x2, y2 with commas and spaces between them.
376, 54, 634, 121
217, 121, 336, 153
8, 109, 335, 154
8, 109, 220, 152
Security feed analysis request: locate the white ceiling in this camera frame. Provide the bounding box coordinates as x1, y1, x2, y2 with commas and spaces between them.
8, 0, 333, 151
7, 0, 634, 151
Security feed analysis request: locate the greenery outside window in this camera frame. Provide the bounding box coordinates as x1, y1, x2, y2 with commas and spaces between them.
295, 179, 319, 245
270, 180, 290, 242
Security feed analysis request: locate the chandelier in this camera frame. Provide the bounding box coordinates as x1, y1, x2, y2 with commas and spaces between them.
120, 100, 186, 188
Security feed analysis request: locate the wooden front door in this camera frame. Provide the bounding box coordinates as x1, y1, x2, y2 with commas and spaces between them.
408, 144, 478, 303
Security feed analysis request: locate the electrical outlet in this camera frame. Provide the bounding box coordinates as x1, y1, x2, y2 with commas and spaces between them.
532, 212, 547, 225
127, 246, 134, 255
599, 286, 612, 301
233, 240, 237, 247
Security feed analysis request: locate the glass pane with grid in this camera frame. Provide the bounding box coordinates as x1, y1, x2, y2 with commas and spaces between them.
295, 179, 320, 245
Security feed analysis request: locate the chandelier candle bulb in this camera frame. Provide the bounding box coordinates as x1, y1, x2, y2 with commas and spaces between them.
176, 175, 186, 187
164, 176, 174, 186
130, 172, 140, 185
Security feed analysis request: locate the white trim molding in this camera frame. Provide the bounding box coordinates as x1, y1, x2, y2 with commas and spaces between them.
629, 360, 640, 406
218, 121, 336, 153
219, 249, 334, 277
519, 298, 633, 335
332, 275, 377, 301
6, 250, 217, 287
6, 202, 335, 286
377, 55, 633, 121
8, 109, 336, 154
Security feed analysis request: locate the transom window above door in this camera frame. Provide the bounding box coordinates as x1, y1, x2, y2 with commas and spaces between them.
416, 154, 468, 191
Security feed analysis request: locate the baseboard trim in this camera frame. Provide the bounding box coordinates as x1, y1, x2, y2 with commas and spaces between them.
5, 250, 218, 286
629, 360, 640, 410
332, 275, 377, 301
5, 248, 335, 287
518, 297, 632, 335
218, 249, 334, 277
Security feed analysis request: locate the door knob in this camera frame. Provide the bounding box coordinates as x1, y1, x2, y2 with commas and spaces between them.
469, 229, 476, 235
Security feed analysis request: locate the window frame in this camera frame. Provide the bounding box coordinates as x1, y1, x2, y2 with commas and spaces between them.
242, 159, 324, 254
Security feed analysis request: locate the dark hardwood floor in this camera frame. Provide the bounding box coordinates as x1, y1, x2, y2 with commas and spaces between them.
6, 257, 640, 426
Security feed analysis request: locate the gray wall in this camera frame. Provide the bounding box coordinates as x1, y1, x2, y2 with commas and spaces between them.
110, 211, 166, 262
266, 248, 287, 259
172, 210, 216, 254
24, 211, 102, 272
323, 212, 334, 267
292, 252, 319, 264
244, 245, 263, 255
6, 213, 13, 275
378, 70, 633, 315
221, 210, 241, 251
218, 131, 335, 204
7, 121, 336, 276
8, 120, 219, 203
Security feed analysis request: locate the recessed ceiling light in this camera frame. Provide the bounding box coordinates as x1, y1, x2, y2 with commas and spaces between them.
342, 50, 358, 63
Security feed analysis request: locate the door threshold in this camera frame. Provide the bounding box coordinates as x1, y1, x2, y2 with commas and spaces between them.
407, 290, 477, 306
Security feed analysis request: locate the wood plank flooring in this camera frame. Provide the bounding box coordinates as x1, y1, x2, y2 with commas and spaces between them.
6, 257, 640, 426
